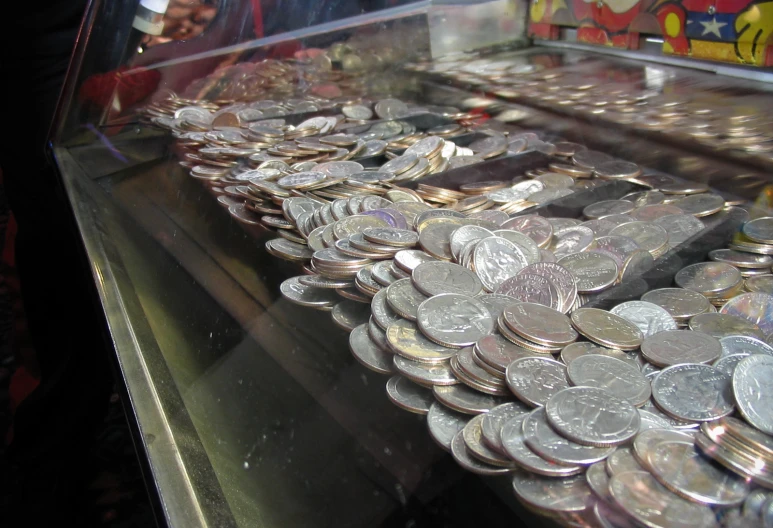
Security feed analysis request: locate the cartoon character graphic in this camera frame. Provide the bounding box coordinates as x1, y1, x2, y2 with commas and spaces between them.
528, 0, 773, 66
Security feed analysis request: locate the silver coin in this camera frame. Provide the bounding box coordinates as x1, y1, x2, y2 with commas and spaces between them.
584, 200, 636, 220
586, 461, 613, 503
450, 431, 513, 476
647, 440, 748, 506
571, 308, 643, 351
521, 262, 578, 314
641, 330, 722, 367
433, 384, 512, 415
512, 472, 594, 514
412, 261, 483, 297
609, 222, 669, 255
608, 471, 717, 528
503, 302, 578, 347
638, 409, 675, 431
672, 193, 725, 217
462, 414, 518, 467
733, 355, 773, 435
477, 293, 519, 322
622, 190, 666, 207
560, 342, 640, 369
558, 252, 619, 293
266, 238, 315, 261
652, 214, 705, 247
652, 364, 734, 422
743, 217, 773, 244
522, 408, 615, 465
506, 357, 570, 407
417, 294, 494, 348
500, 215, 553, 248
747, 275, 773, 295
709, 248, 773, 269
493, 230, 541, 265
368, 318, 389, 351
743, 489, 771, 520
675, 262, 742, 295
393, 249, 437, 272
277, 171, 326, 189
349, 324, 394, 375
362, 227, 418, 247
610, 301, 678, 337
454, 347, 507, 391
641, 288, 712, 320
297, 274, 353, 289
332, 300, 370, 331
495, 274, 561, 310
474, 334, 542, 373
550, 225, 595, 259
606, 447, 644, 475
279, 276, 339, 309
449, 225, 494, 261
633, 429, 697, 470
581, 218, 618, 237
427, 403, 469, 452
712, 354, 748, 377
500, 415, 583, 477
595, 235, 640, 265
386, 319, 456, 364
689, 313, 766, 341
393, 355, 457, 386
371, 260, 396, 287
719, 335, 773, 358
370, 288, 401, 330
385, 278, 427, 321
473, 237, 529, 292
720, 292, 773, 336
632, 204, 685, 222
546, 386, 640, 447
480, 402, 530, 455
567, 355, 650, 406
640, 401, 699, 430
386, 375, 434, 415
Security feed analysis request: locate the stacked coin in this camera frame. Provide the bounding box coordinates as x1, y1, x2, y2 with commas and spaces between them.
415, 53, 773, 163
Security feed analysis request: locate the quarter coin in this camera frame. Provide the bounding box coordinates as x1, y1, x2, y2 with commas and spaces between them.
651, 364, 734, 422
385, 278, 427, 320
647, 440, 749, 506
640, 330, 722, 366
462, 414, 518, 467
386, 319, 457, 364
349, 323, 395, 374
501, 415, 583, 477
610, 301, 677, 337
450, 431, 513, 476
546, 387, 640, 447
522, 408, 615, 465
386, 375, 434, 415
393, 355, 457, 386
567, 355, 650, 406
505, 357, 570, 407
608, 471, 717, 528
433, 384, 513, 415
733, 355, 773, 435
571, 308, 643, 350
427, 403, 468, 452
417, 294, 494, 347
558, 252, 618, 293
719, 292, 773, 336
412, 261, 483, 297
503, 302, 578, 347
480, 402, 530, 454
511, 472, 594, 514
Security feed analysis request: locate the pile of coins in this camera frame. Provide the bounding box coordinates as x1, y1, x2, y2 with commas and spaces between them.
278, 186, 773, 527
411, 53, 773, 162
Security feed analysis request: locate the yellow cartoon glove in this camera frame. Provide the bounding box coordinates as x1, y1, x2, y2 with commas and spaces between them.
735, 1, 773, 65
